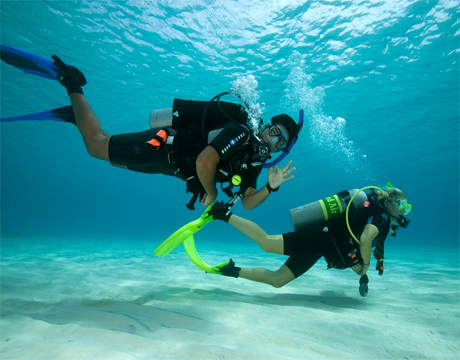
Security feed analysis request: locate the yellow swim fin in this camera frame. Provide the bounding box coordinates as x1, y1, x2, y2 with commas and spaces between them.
183, 235, 230, 274
153, 204, 230, 274
154, 204, 214, 257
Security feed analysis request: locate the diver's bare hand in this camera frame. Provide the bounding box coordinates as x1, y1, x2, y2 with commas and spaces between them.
267, 160, 296, 189
352, 263, 368, 276
201, 193, 216, 206
352, 263, 362, 274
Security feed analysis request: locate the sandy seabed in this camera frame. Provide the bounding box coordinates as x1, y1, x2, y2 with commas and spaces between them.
1, 237, 459, 360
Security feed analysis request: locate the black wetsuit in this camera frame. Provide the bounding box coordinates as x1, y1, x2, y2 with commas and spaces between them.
282, 203, 391, 278
108, 100, 262, 195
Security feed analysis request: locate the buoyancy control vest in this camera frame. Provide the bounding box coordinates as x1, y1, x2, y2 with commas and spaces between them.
289, 189, 389, 271
171, 98, 248, 177
337, 198, 390, 274
169, 98, 263, 209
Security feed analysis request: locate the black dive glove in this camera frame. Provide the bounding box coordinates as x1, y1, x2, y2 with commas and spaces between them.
52, 55, 87, 96
359, 274, 369, 297
217, 259, 241, 278
209, 201, 233, 223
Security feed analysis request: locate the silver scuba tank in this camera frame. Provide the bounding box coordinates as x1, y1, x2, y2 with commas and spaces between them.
149, 108, 173, 128
289, 189, 368, 231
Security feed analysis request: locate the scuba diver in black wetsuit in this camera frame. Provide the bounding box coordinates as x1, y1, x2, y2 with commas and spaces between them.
109, 100, 302, 210
207, 184, 411, 297
59, 60, 303, 210
0, 45, 303, 210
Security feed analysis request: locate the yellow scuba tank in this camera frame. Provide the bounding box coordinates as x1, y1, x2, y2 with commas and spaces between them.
289, 189, 368, 231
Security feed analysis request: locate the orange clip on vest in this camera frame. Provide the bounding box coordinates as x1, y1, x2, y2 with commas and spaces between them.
148, 129, 168, 151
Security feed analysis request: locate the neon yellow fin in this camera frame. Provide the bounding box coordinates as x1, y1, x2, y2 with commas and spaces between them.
154, 204, 214, 257
153, 203, 229, 274
183, 236, 230, 274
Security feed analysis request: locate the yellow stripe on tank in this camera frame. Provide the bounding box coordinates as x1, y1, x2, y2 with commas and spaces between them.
320, 195, 344, 221
319, 198, 329, 221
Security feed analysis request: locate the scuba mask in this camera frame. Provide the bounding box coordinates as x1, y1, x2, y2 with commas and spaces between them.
267, 124, 288, 150
386, 182, 412, 216
394, 198, 412, 215
253, 125, 285, 159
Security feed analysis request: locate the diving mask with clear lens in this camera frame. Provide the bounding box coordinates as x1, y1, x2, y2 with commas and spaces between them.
394, 198, 412, 215
267, 124, 288, 150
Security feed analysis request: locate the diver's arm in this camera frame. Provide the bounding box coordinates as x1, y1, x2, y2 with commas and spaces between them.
241, 161, 296, 210
196, 145, 220, 206
352, 224, 378, 276
241, 186, 270, 210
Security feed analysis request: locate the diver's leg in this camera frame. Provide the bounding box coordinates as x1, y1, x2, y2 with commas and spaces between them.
70, 93, 111, 161
228, 214, 284, 255
239, 265, 295, 288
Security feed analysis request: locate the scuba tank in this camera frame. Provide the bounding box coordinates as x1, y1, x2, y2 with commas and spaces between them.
149, 108, 173, 128
289, 189, 368, 231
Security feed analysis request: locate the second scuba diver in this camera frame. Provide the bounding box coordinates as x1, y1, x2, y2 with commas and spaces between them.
208, 185, 411, 296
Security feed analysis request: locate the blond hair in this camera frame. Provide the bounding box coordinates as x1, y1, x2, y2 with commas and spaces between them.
376, 186, 407, 203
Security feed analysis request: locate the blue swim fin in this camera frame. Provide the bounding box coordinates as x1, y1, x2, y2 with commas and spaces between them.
0, 44, 66, 81
0, 106, 75, 124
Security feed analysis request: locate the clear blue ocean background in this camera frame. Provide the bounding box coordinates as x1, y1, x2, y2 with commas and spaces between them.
1, 3, 459, 358
1, 1, 459, 254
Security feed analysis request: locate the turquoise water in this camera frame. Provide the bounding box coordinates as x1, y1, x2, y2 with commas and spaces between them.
1, 2, 459, 248
1, 2, 459, 359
